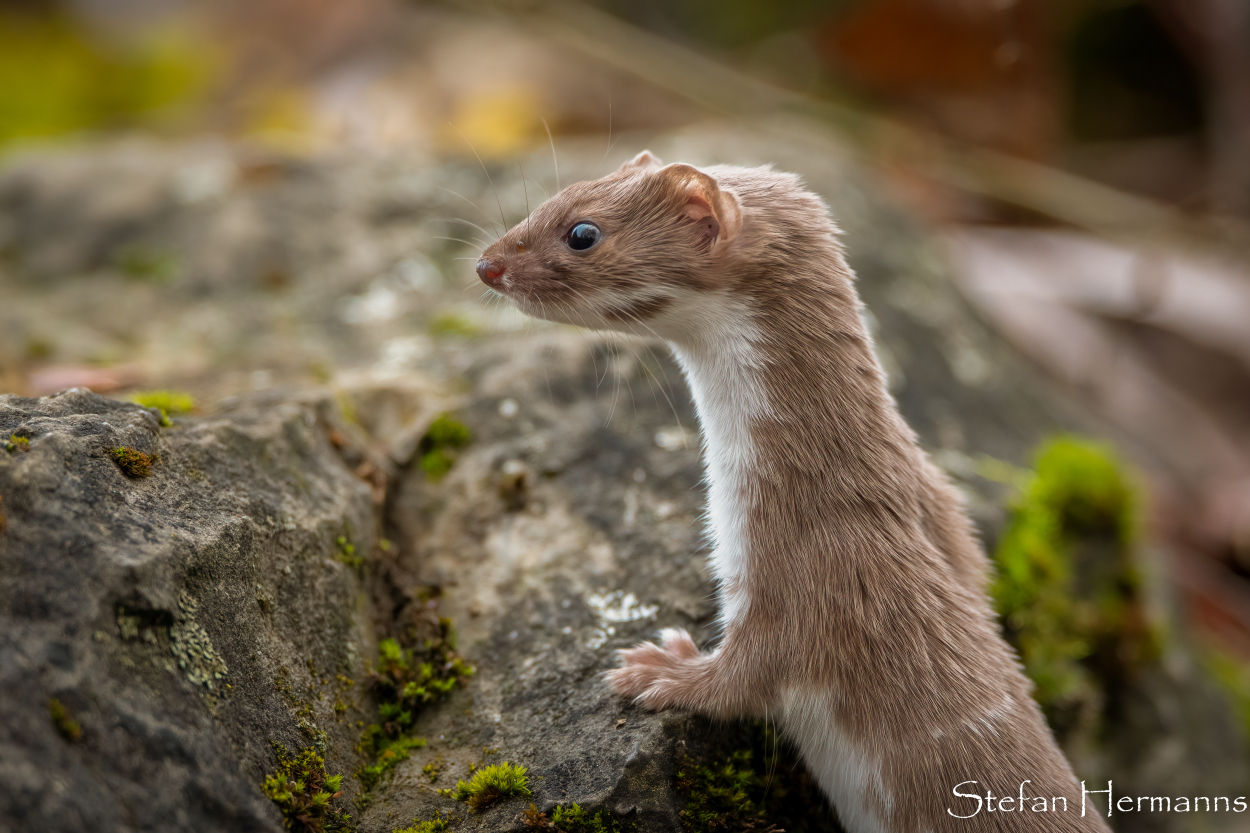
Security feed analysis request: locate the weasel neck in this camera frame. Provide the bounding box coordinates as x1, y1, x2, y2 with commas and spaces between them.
671, 290, 903, 487
668, 289, 914, 630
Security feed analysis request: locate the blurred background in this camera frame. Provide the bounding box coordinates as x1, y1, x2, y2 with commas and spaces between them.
2, 0, 1250, 814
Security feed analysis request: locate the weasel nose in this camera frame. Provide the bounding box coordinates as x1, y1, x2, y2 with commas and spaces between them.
476, 257, 506, 286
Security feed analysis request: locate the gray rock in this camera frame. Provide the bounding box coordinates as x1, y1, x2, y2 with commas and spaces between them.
0, 389, 377, 833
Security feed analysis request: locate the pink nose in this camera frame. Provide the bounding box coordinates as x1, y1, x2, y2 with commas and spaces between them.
477, 257, 506, 285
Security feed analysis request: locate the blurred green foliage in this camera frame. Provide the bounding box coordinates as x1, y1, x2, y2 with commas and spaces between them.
598, 0, 849, 51
114, 244, 179, 283
0, 12, 214, 148
47, 697, 82, 741
429, 312, 484, 339
992, 436, 1155, 733
418, 413, 472, 480
130, 389, 195, 426
1206, 650, 1250, 753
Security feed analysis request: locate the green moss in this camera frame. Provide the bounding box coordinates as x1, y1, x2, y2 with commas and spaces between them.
392, 811, 452, 833
4, 434, 29, 453
523, 802, 621, 832
429, 312, 483, 339
1205, 649, 1250, 754
440, 762, 531, 811
357, 735, 426, 792
421, 757, 444, 783
419, 450, 454, 479
356, 621, 473, 793
130, 389, 195, 427
111, 446, 158, 478
675, 749, 776, 833
425, 414, 472, 448
114, 244, 178, 283
262, 744, 352, 832
24, 336, 54, 360
273, 668, 295, 702
990, 436, 1154, 732
47, 698, 82, 741
417, 414, 472, 479
523, 804, 548, 829
335, 536, 363, 570
333, 392, 360, 429
675, 721, 824, 833
308, 360, 334, 385
549, 804, 620, 832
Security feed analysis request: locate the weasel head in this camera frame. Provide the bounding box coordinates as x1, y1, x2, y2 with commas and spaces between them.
477, 151, 748, 343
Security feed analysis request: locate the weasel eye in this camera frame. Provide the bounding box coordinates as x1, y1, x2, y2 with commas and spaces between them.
565, 222, 601, 251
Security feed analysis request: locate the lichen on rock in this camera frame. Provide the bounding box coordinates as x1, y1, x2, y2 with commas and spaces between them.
170, 590, 229, 690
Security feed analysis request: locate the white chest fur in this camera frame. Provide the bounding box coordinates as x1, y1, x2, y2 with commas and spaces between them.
668, 305, 770, 633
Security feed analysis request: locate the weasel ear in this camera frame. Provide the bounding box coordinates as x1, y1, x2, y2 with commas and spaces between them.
617, 150, 663, 173
657, 163, 742, 249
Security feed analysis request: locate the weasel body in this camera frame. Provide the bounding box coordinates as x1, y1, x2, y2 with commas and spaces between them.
476, 152, 1110, 833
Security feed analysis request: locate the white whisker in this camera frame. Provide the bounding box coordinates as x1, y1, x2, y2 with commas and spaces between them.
542, 118, 560, 192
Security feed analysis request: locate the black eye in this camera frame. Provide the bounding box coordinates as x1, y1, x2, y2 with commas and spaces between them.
566, 222, 601, 251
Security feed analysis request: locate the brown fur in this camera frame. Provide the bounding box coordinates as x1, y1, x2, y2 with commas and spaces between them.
478, 153, 1111, 833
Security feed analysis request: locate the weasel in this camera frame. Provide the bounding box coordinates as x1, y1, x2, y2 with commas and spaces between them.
476, 151, 1110, 833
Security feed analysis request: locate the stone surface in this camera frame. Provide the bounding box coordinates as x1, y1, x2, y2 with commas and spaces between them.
0, 390, 378, 833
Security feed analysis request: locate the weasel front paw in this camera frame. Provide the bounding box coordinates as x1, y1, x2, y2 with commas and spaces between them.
606, 628, 701, 709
